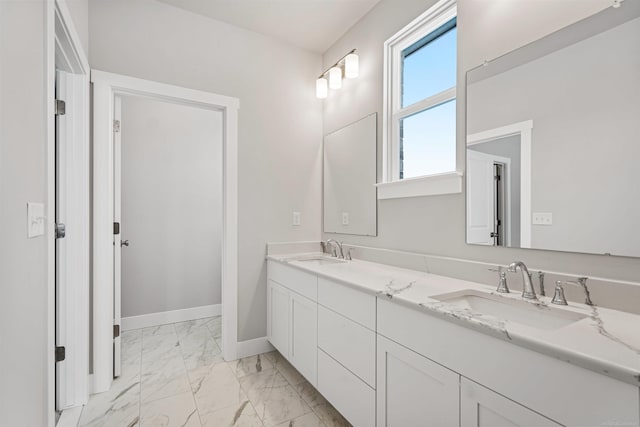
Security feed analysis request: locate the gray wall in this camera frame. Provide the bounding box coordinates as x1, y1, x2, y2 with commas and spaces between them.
89, 0, 323, 341
467, 16, 640, 256
0, 0, 88, 423
0, 3, 49, 425
64, 0, 90, 55
322, 0, 640, 282
121, 96, 222, 318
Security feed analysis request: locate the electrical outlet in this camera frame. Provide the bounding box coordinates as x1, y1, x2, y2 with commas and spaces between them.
292, 211, 301, 226
532, 212, 553, 225
342, 212, 349, 225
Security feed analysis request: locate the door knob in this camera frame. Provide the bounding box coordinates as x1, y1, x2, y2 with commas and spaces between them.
120, 240, 129, 247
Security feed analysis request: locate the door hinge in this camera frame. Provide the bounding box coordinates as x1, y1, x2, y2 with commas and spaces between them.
55, 346, 66, 362
55, 223, 66, 239
55, 99, 66, 116
114, 324, 120, 339
114, 222, 120, 235
113, 119, 121, 133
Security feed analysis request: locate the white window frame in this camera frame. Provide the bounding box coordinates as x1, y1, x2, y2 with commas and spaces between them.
378, 0, 462, 200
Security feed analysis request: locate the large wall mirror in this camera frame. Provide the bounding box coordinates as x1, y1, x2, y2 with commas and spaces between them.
466, 3, 640, 257
324, 113, 377, 236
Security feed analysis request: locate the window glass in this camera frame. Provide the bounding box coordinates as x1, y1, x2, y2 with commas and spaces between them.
402, 20, 457, 108
400, 99, 456, 179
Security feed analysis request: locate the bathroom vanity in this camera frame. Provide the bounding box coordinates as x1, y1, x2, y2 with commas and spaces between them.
266, 251, 640, 427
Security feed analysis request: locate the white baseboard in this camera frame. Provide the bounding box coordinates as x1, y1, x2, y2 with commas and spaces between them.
122, 304, 221, 331
57, 406, 83, 427
236, 336, 275, 359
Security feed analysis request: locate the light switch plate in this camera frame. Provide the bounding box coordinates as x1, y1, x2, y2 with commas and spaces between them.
292, 211, 301, 226
27, 202, 45, 238
532, 212, 553, 225
342, 212, 349, 225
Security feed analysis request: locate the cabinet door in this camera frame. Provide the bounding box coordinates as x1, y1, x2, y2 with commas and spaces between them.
267, 280, 289, 357
377, 335, 459, 427
461, 378, 561, 427
289, 292, 317, 386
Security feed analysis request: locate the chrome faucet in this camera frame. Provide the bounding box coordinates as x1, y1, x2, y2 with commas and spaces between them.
552, 277, 593, 306
324, 239, 344, 259
508, 261, 537, 300
488, 266, 510, 293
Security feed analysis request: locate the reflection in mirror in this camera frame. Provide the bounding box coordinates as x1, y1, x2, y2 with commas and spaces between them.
324, 113, 377, 236
466, 3, 640, 257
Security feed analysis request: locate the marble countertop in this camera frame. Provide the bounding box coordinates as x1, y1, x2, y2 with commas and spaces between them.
267, 252, 640, 387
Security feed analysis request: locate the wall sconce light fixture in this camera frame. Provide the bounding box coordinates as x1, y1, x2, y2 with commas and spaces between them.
316, 49, 359, 99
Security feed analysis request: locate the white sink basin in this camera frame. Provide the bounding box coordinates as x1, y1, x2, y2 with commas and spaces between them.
290, 256, 347, 266
432, 289, 587, 330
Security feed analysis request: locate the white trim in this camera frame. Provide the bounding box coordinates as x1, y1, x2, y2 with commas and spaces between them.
122, 305, 222, 331
56, 406, 83, 427
236, 337, 275, 359
376, 171, 463, 199
45, 2, 56, 425
47, 0, 91, 424
382, 0, 458, 189
91, 71, 240, 394
467, 120, 533, 248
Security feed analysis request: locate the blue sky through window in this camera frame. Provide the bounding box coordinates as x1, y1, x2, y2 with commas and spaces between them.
399, 20, 457, 179
401, 99, 456, 179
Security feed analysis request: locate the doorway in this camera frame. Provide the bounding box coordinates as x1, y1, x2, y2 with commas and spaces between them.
466, 120, 533, 248
113, 94, 224, 376
91, 71, 240, 394
51, 1, 91, 425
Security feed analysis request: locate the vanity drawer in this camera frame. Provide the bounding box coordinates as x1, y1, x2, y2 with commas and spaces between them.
267, 261, 317, 302
318, 349, 376, 427
318, 305, 376, 388
318, 277, 376, 330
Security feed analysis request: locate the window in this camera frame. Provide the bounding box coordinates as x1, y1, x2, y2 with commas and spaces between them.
379, 0, 461, 199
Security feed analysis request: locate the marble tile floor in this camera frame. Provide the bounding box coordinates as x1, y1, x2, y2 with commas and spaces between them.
78, 316, 351, 427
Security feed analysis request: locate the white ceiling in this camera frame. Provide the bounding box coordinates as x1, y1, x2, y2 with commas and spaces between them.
156, 0, 383, 53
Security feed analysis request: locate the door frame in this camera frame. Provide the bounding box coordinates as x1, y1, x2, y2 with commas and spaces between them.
45, 0, 90, 425
467, 120, 533, 248
91, 70, 240, 393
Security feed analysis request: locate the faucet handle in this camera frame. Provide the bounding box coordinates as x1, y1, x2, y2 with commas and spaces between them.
488, 266, 510, 293
551, 281, 568, 305
559, 277, 593, 306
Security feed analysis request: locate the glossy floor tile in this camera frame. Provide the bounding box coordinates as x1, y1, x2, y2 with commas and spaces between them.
78, 317, 350, 427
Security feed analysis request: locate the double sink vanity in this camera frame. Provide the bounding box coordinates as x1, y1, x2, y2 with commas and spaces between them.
266, 246, 640, 427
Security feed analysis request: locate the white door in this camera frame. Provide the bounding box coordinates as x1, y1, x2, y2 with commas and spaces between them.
289, 292, 317, 385
377, 335, 460, 427
461, 378, 561, 427
267, 280, 289, 357
55, 71, 69, 411
467, 150, 496, 245
55, 70, 90, 409
113, 96, 123, 377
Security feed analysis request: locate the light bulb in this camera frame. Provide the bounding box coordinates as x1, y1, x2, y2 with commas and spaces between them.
316, 77, 328, 99
345, 53, 359, 79
329, 67, 342, 89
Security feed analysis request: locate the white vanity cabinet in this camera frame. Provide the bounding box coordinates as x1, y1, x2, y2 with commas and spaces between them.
377, 335, 459, 427
317, 277, 377, 426
266, 280, 289, 357
267, 258, 640, 427
377, 297, 640, 427
460, 378, 560, 427
266, 262, 318, 386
